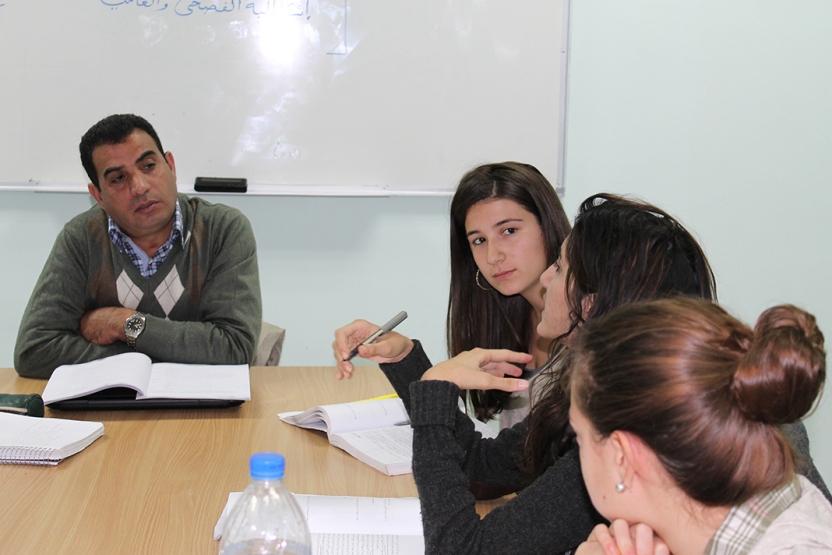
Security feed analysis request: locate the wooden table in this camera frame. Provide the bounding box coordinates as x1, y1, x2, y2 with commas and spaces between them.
0, 366, 506, 554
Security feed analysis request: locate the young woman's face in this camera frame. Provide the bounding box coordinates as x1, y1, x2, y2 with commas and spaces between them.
465, 199, 549, 305
537, 239, 573, 340
569, 386, 618, 521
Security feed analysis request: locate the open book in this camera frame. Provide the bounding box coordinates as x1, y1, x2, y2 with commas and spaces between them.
279, 397, 498, 476
279, 398, 412, 475
0, 412, 104, 465
42, 352, 250, 408
215, 493, 423, 555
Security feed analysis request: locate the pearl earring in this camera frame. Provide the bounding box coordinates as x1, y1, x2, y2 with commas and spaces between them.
615, 482, 626, 493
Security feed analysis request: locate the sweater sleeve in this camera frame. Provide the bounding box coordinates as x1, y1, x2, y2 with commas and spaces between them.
381, 341, 545, 485
136, 207, 262, 366
14, 224, 130, 378
409, 379, 603, 555
378, 340, 435, 412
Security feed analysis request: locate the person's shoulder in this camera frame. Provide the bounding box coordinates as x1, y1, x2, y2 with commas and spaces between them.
183, 194, 249, 225
751, 477, 832, 554
792, 477, 832, 526
60, 203, 108, 240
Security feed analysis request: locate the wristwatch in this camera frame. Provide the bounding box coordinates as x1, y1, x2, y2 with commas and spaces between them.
124, 312, 147, 348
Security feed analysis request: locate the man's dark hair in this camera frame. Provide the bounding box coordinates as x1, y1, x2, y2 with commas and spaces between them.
79, 114, 165, 189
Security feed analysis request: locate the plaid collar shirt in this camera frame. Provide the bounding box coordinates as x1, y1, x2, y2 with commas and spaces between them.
704, 476, 801, 555
107, 201, 184, 278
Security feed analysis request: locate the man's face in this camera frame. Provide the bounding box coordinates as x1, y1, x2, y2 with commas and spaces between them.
88, 130, 178, 245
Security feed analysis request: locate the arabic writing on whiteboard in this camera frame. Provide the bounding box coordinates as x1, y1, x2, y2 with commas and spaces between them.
100, 0, 309, 18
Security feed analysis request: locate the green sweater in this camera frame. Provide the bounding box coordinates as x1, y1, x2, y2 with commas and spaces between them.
14, 194, 262, 378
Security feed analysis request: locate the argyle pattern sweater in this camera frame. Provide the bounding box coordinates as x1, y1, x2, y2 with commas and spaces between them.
15, 194, 261, 378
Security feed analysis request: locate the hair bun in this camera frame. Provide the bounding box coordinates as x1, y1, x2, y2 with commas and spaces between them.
731, 305, 826, 424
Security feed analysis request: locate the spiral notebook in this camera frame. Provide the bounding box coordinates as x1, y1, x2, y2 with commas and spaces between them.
0, 412, 104, 465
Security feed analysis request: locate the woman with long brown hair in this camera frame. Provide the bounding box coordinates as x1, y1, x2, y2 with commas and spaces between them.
445, 162, 569, 427
571, 298, 832, 555
337, 161, 571, 430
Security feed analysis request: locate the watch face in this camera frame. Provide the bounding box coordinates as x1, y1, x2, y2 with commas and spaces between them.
126, 315, 145, 334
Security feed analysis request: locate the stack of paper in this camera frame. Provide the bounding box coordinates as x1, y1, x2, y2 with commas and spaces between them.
216, 493, 424, 554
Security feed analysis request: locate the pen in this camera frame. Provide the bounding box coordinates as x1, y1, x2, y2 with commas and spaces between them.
345, 311, 408, 361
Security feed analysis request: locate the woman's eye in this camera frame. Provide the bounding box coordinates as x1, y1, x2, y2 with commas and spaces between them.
502, 227, 518, 236
471, 237, 485, 246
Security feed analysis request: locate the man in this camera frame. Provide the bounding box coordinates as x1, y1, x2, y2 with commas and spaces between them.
14, 114, 262, 378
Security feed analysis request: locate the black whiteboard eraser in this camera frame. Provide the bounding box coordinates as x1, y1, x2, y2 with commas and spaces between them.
194, 177, 247, 193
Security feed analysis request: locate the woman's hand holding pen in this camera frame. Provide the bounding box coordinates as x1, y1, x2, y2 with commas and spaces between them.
421, 348, 531, 392
332, 319, 415, 380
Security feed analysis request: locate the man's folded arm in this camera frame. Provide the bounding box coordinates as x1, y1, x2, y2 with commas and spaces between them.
14, 229, 128, 378
15, 211, 263, 378
133, 212, 262, 366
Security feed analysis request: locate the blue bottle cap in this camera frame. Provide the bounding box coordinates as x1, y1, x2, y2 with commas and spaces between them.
249, 452, 285, 479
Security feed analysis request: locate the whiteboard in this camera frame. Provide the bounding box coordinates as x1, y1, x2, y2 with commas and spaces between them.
0, 0, 570, 194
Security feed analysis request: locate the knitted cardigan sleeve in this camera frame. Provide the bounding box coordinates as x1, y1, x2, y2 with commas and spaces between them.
381, 341, 602, 555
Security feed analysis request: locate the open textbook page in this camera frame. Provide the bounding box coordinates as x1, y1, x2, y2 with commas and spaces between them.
279, 398, 412, 475
279, 397, 497, 475
324, 397, 499, 475
42, 352, 250, 404
279, 398, 409, 434
330, 426, 414, 476
215, 493, 423, 555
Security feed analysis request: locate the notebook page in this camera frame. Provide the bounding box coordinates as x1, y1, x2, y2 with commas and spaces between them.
312, 533, 423, 555
42, 352, 152, 403
141, 363, 250, 400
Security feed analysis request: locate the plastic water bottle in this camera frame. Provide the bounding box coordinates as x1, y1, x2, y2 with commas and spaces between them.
219, 453, 312, 555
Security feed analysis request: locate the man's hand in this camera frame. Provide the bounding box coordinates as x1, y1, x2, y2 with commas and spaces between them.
80, 307, 135, 345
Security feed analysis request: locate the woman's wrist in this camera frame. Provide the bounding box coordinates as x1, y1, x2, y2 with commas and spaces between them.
392, 339, 415, 363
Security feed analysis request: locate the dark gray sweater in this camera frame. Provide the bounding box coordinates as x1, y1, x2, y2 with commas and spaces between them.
381, 341, 832, 555
382, 341, 601, 555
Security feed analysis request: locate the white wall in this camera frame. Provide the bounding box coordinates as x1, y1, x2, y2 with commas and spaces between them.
0, 0, 829, 481
561, 0, 832, 482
